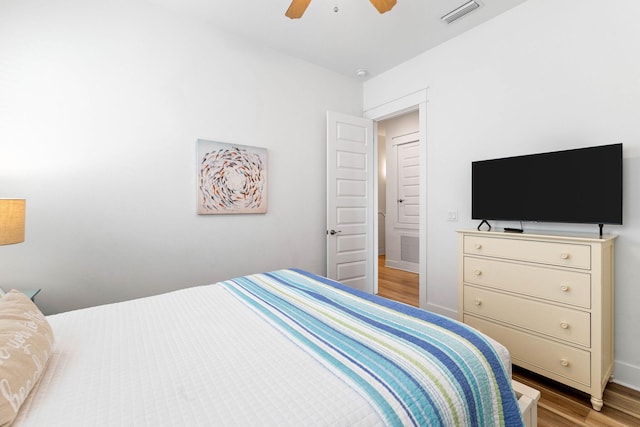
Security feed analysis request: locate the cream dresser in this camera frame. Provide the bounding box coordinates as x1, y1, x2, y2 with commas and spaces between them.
457, 229, 615, 411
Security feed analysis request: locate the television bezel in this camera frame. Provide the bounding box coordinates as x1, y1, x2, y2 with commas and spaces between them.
471, 143, 623, 227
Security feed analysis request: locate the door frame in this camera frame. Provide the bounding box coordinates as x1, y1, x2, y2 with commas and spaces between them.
364, 89, 428, 308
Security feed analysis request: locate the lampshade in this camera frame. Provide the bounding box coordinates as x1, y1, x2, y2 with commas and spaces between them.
0, 199, 26, 246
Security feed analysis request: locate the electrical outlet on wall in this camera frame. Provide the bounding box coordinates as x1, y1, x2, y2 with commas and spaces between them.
447, 210, 458, 222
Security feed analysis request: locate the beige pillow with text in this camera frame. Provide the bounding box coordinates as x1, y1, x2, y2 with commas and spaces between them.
0, 290, 54, 427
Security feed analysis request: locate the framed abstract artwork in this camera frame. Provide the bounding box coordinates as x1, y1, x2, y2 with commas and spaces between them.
197, 139, 268, 214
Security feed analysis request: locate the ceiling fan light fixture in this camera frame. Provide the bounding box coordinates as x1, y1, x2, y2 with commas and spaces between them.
441, 0, 480, 24
286, 0, 396, 19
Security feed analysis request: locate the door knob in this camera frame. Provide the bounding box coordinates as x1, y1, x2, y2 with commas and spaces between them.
329, 229, 342, 235
398, 199, 405, 203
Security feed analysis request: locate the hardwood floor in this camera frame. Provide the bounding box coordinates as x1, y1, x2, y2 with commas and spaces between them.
376, 256, 640, 425
513, 366, 640, 427
513, 367, 640, 426
377, 255, 419, 306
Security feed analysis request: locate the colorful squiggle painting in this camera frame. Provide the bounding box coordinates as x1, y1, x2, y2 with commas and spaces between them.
197, 139, 267, 214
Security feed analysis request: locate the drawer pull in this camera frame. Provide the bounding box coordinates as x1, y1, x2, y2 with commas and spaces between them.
560, 358, 569, 367
560, 322, 569, 329
560, 253, 570, 260
474, 298, 482, 306
474, 270, 482, 276
474, 243, 482, 249
560, 285, 570, 292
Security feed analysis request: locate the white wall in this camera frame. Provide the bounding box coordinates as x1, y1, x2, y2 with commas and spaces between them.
0, 0, 362, 314
364, 0, 640, 390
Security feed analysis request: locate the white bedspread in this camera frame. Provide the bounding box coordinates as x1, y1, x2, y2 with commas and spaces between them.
13, 282, 511, 426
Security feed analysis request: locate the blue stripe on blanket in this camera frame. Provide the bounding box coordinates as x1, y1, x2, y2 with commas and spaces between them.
220, 269, 524, 427
289, 268, 521, 424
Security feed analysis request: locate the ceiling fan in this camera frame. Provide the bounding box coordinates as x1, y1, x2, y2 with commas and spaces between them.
285, 0, 397, 19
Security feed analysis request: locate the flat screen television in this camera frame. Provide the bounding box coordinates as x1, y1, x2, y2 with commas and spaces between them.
472, 143, 623, 232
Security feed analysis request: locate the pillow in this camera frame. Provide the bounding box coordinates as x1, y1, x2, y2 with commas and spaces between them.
0, 290, 54, 427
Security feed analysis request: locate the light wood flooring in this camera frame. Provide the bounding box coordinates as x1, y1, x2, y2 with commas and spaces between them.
376, 255, 640, 426
512, 367, 640, 426
377, 256, 419, 307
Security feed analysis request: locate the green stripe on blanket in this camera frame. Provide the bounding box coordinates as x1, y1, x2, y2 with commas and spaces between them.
220, 269, 524, 427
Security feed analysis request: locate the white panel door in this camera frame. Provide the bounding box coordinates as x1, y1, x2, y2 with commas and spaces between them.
326, 111, 374, 293
397, 139, 420, 226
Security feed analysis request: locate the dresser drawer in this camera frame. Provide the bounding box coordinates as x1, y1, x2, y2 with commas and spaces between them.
465, 315, 591, 387
464, 236, 591, 270
463, 257, 591, 308
463, 286, 591, 346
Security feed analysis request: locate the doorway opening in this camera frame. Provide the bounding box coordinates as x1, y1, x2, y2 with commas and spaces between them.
376, 111, 420, 306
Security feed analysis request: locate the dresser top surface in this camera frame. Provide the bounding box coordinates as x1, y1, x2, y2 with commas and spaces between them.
457, 229, 617, 243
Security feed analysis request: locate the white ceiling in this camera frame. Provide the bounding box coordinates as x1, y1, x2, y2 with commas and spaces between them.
146, 0, 529, 79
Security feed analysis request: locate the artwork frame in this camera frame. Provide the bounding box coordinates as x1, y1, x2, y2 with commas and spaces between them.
197, 139, 268, 214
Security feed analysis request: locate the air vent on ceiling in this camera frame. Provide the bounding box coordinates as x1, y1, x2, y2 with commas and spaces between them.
441, 0, 480, 24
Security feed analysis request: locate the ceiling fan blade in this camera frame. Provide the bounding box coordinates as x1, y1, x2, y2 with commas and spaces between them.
370, 0, 397, 14
285, 0, 312, 19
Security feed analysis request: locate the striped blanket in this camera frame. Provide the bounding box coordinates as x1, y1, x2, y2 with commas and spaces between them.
220, 269, 524, 427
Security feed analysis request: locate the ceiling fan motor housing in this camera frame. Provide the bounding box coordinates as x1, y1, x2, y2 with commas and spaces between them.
285, 0, 397, 19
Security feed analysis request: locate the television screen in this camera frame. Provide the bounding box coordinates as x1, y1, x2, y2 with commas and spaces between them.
472, 143, 623, 225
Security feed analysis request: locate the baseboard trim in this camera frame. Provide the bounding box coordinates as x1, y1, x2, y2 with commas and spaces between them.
384, 259, 418, 274
423, 302, 457, 319
612, 361, 640, 392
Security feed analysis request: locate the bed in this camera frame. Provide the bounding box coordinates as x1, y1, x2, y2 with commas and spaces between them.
1, 269, 538, 426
